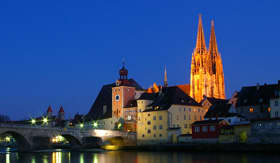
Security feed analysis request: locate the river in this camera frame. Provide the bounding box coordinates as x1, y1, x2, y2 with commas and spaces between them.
1, 148, 280, 163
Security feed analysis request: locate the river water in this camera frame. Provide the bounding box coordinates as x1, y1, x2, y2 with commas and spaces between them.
1, 148, 280, 163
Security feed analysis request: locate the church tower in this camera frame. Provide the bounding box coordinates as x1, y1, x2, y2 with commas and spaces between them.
190, 15, 225, 102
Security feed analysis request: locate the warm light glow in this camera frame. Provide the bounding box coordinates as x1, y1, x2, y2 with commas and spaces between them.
5, 136, 11, 142
93, 154, 98, 163
6, 152, 10, 163
94, 130, 107, 137
268, 107, 271, 112
80, 123, 84, 128
102, 145, 119, 150
51, 135, 65, 143
249, 107, 254, 113
118, 123, 122, 129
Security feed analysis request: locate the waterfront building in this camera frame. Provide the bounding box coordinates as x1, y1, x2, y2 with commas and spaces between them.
192, 119, 228, 142
86, 63, 143, 130
137, 86, 204, 145
190, 15, 226, 103
219, 123, 251, 143
234, 81, 280, 120
270, 92, 280, 118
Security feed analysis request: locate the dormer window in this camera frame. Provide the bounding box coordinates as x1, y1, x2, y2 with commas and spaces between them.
268, 107, 271, 112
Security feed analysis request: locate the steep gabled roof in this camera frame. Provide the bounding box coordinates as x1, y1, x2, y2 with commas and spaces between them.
143, 86, 200, 112
236, 82, 280, 107
204, 103, 235, 118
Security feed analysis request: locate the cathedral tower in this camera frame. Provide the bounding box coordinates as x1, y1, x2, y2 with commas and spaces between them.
190, 15, 225, 102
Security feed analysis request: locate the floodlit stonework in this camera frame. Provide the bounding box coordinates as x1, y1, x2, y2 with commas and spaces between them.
190, 15, 226, 102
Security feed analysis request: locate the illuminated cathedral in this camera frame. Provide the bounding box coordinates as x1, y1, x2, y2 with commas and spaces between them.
190, 15, 226, 102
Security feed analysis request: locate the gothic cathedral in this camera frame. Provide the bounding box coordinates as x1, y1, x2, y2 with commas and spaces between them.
190, 15, 226, 102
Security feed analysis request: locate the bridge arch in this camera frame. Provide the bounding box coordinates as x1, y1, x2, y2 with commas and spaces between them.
0, 131, 31, 150
61, 134, 81, 146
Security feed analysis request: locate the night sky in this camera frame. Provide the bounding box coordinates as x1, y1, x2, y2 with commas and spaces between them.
0, 0, 279, 120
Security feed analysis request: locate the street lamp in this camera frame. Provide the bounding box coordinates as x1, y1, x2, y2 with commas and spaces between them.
80, 123, 84, 128
31, 119, 36, 125
93, 122, 98, 128
43, 117, 48, 124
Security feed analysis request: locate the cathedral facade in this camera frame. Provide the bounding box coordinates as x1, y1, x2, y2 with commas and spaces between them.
190, 15, 226, 102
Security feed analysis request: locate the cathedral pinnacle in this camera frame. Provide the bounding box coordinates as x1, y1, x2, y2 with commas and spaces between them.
195, 14, 207, 53
209, 20, 218, 55
164, 65, 168, 87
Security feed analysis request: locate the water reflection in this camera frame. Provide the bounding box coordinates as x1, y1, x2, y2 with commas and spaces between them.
1, 148, 280, 163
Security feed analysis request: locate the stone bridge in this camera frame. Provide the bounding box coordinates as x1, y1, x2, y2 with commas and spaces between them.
0, 123, 135, 150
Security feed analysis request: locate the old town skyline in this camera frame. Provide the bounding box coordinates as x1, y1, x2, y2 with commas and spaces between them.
0, 0, 280, 120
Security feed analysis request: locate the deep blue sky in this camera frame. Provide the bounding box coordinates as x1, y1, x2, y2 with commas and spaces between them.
0, 0, 279, 120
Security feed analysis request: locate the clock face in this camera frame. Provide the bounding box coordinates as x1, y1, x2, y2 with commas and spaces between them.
115, 95, 120, 101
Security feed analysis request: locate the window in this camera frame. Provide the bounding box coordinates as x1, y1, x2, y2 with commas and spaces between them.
194, 127, 200, 133
159, 134, 162, 137
189, 108, 191, 112
184, 124, 187, 128
127, 115, 132, 120
275, 101, 279, 106
275, 111, 279, 117
153, 116, 156, 120
147, 129, 151, 134
147, 121, 151, 125
176, 115, 179, 120
184, 108, 186, 111
249, 107, 254, 113
153, 125, 157, 130
202, 126, 208, 132
177, 124, 180, 128
148, 114, 150, 116
189, 124, 192, 128
210, 126, 216, 132
153, 134, 156, 138
198, 109, 200, 112
159, 125, 163, 130
184, 115, 186, 120
142, 134, 145, 138
194, 116, 197, 120
159, 115, 162, 120
115, 95, 120, 101
189, 115, 191, 120
268, 107, 271, 112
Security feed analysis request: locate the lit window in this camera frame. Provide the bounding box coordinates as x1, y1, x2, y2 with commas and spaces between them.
268, 107, 271, 112
127, 115, 132, 120
249, 107, 254, 113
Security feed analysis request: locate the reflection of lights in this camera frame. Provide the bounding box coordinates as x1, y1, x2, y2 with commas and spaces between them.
6, 152, 10, 163
52, 152, 62, 163
93, 153, 98, 163
42, 155, 48, 163
80, 153, 84, 163
31, 156, 36, 163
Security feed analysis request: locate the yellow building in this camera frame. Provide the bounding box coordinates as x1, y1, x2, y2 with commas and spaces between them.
137, 86, 205, 145
219, 123, 251, 143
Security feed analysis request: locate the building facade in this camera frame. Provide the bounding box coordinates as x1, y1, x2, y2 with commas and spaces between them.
190, 15, 226, 103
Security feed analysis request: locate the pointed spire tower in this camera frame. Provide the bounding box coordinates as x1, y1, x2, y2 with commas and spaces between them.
164, 66, 168, 87
195, 14, 207, 54
207, 20, 226, 99
190, 15, 226, 102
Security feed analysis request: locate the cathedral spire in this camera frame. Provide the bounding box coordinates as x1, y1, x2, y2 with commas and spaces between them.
209, 20, 218, 55
195, 14, 207, 53
164, 65, 168, 87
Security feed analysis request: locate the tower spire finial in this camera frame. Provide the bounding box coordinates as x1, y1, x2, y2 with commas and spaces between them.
195, 14, 207, 53
209, 19, 218, 55
164, 65, 168, 87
